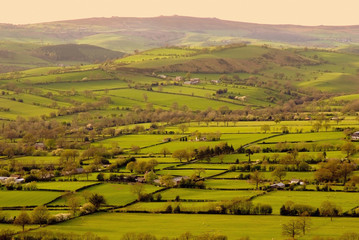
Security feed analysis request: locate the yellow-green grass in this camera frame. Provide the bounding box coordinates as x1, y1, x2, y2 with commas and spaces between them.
1, 210, 68, 219
159, 188, 262, 201
0, 191, 63, 207
266, 132, 344, 143
36, 182, 98, 191
209, 152, 286, 163
121, 202, 214, 213
0, 97, 54, 119
156, 169, 226, 178
51, 183, 161, 206
144, 134, 275, 153
333, 93, 359, 101
252, 191, 359, 214
56, 172, 134, 181
20, 69, 112, 84
2, 93, 71, 108
0, 223, 24, 232
44, 212, 359, 240
205, 179, 254, 189
93, 134, 184, 149
215, 171, 315, 181
134, 157, 181, 163
5, 156, 60, 166
175, 163, 230, 170
143, 48, 199, 56
298, 72, 358, 93
107, 89, 243, 110
154, 163, 179, 170
40, 79, 128, 91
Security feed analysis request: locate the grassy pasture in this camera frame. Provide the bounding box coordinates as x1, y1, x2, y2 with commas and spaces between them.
51, 183, 161, 206
175, 163, 230, 170
205, 179, 253, 189
0, 191, 62, 207
120, 202, 213, 213
263, 132, 344, 143
0, 97, 54, 119
40, 79, 128, 91
20, 69, 112, 84
156, 169, 225, 178
144, 133, 274, 153
107, 89, 243, 110
5, 156, 60, 166
44, 212, 359, 239
2, 93, 71, 108
56, 172, 134, 181
252, 191, 359, 214
215, 171, 315, 181
93, 134, 183, 149
36, 182, 98, 191
159, 188, 262, 201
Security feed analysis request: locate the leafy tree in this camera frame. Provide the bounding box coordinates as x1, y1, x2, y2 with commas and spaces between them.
245, 149, 254, 164
32, 205, 50, 226
160, 147, 170, 157
341, 142, 357, 158
250, 170, 264, 190
172, 149, 188, 163
282, 219, 302, 239
89, 193, 106, 210
131, 145, 141, 154
297, 212, 311, 235
14, 211, 31, 232
66, 195, 81, 216
319, 201, 342, 221
130, 183, 145, 200
260, 124, 270, 133
178, 124, 188, 134
271, 165, 286, 182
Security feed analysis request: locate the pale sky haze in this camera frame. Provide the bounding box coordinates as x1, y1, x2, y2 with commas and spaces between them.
1, 0, 359, 26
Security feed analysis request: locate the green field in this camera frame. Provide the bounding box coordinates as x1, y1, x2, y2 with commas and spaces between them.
36, 182, 98, 191
51, 183, 162, 206
253, 191, 359, 214
159, 188, 262, 201
0, 191, 62, 207
45, 212, 359, 240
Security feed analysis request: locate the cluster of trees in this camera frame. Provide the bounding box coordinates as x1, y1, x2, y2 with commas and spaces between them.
280, 200, 342, 220
12, 193, 106, 232
208, 197, 272, 215
126, 159, 158, 174
314, 159, 357, 184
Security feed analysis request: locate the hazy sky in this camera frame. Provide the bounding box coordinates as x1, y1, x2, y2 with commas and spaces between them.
2, 0, 359, 26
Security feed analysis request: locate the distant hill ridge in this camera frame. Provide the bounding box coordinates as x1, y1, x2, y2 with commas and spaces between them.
1, 16, 359, 53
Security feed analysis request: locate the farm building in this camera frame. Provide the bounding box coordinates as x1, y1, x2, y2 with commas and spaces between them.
352, 131, 359, 141
34, 142, 45, 150
175, 76, 183, 81
270, 182, 285, 189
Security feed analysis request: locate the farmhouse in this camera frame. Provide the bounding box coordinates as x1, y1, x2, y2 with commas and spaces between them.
0, 176, 24, 183
162, 137, 172, 142
352, 131, 359, 141
34, 142, 45, 150
290, 179, 305, 185
175, 76, 183, 81
234, 96, 247, 101
211, 80, 221, 84
270, 182, 285, 189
